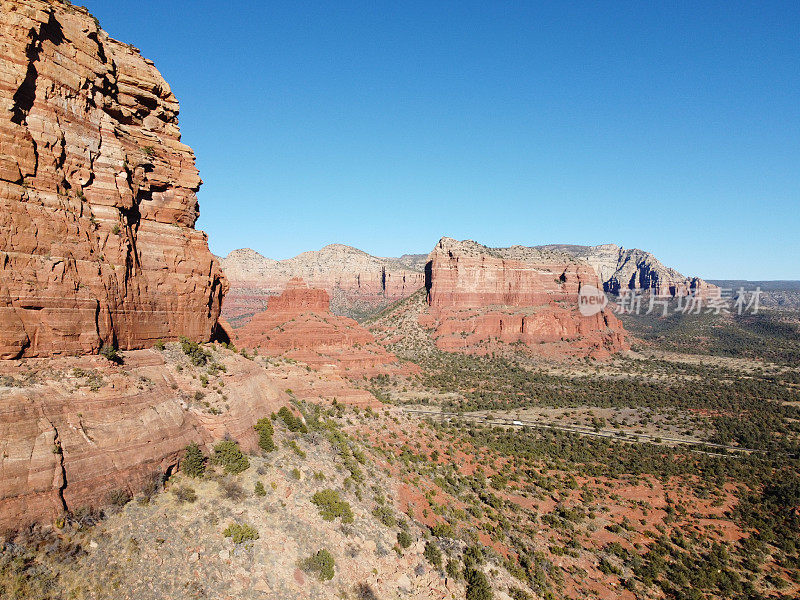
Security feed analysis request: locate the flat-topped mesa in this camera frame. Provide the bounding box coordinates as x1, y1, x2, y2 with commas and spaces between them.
423, 237, 628, 358
236, 278, 413, 377
0, 0, 226, 358
428, 237, 600, 309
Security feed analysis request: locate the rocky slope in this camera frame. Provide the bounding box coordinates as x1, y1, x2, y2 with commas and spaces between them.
234, 278, 414, 378
0, 0, 226, 359
218, 245, 426, 325
0, 341, 383, 530
538, 243, 716, 297
418, 238, 628, 358
0, 435, 464, 600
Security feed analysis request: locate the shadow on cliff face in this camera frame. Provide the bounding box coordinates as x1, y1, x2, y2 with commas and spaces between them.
424, 260, 433, 303
210, 319, 232, 345
11, 11, 64, 125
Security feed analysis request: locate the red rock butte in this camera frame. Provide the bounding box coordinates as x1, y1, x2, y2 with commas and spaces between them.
235, 278, 413, 377
421, 237, 628, 358
0, 0, 226, 359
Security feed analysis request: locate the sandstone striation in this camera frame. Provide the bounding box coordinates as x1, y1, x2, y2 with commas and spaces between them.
218, 245, 426, 325
0, 0, 226, 359
423, 238, 628, 358
235, 278, 413, 377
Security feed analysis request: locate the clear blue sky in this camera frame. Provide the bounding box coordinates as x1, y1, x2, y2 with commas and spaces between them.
82, 1, 799, 279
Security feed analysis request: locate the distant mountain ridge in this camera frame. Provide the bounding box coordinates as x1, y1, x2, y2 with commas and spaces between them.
535, 243, 715, 297
218, 240, 723, 326
217, 244, 426, 324
708, 280, 800, 309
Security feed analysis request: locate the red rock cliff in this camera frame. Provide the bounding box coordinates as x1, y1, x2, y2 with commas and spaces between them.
0, 0, 226, 358
424, 238, 628, 358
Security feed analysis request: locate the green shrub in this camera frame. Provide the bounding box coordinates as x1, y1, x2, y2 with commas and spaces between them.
463, 545, 485, 568
182, 442, 206, 478
300, 549, 335, 581
431, 522, 454, 538
424, 541, 443, 568
278, 406, 307, 432
311, 489, 354, 523
254, 417, 276, 452
254, 481, 267, 497
446, 558, 461, 579
372, 505, 396, 527
287, 440, 307, 458
99, 343, 122, 363
223, 522, 259, 544
397, 530, 413, 549
465, 567, 493, 600
212, 440, 250, 474
180, 337, 210, 366
154, 339, 165, 351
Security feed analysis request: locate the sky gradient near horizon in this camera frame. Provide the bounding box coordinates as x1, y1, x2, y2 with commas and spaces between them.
82, 1, 799, 279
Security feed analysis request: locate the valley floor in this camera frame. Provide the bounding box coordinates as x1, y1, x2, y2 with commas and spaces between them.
2, 322, 799, 600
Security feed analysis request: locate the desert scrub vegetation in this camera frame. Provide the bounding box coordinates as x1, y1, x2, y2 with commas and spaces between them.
620, 307, 800, 365
311, 489, 354, 523
300, 548, 335, 581
286, 439, 307, 458
180, 337, 210, 366
278, 406, 307, 432
254, 481, 267, 497
99, 343, 122, 363
402, 350, 800, 453
212, 440, 250, 474
172, 484, 197, 503
465, 567, 493, 600
106, 488, 132, 508
327, 428, 365, 483
254, 416, 276, 452
71, 367, 105, 391
424, 541, 443, 568
397, 530, 413, 549
372, 505, 396, 527
223, 522, 259, 544
182, 442, 206, 477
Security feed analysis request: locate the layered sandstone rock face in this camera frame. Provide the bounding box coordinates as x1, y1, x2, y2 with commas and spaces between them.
0, 0, 226, 359
219, 245, 426, 325
235, 278, 413, 377
537, 243, 716, 297
423, 238, 628, 358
